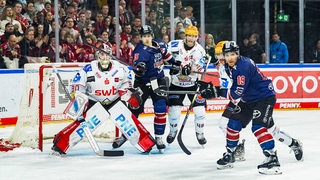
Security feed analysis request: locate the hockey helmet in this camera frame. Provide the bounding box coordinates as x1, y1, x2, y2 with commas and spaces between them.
223, 41, 239, 55
140, 25, 154, 37
97, 43, 112, 71
185, 25, 198, 37
215, 41, 228, 55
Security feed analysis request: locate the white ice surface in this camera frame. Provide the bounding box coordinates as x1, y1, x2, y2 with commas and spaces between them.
0, 110, 318, 180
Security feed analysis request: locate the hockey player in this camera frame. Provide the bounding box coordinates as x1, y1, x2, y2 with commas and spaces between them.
51, 46, 155, 155
165, 25, 208, 146
214, 41, 303, 175
112, 25, 177, 152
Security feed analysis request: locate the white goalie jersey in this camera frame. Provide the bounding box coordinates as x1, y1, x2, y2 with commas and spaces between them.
70, 60, 133, 105
168, 40, 207, 87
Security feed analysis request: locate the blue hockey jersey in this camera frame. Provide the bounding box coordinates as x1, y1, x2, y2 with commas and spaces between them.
225, 56, 275, 103
132, 40, 174, 83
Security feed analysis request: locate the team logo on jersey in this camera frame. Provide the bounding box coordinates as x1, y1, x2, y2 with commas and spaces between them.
196, 95, 205, 103
133, 53, 139, 61
72, 73, 81, 82
95, 72, 102, 79
104, 78, 110, 85
253, 110, 261, 119
114, 77, 119, 82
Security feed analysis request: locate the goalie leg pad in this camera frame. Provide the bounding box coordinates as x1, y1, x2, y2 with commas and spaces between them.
109, 101, 155, 152
52, 120, 81, 154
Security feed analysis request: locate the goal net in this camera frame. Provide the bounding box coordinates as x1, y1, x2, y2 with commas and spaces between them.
3, 63, 117, 151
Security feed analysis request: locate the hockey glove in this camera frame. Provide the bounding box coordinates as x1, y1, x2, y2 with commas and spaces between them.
120, 88, 143, 109
169, 61, 181, 75
197, 80, 217, 99
133, 62, 147, 77
181, 65, 192, 76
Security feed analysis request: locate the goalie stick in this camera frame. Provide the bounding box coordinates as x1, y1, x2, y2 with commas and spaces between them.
177, 56, 212, 155
53, 66, 124, 157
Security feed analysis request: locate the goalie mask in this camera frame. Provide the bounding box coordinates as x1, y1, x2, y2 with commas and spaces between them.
184, 25, 198, 48
97, 44, 112, 71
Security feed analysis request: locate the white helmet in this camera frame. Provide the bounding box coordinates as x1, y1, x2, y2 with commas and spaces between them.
97, 43, 112, 71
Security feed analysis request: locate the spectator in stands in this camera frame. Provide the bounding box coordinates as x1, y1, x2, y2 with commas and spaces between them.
119, 33, 133, 65
1, 34, 21, 69
85, 10, 95, 25
93, 12, 105, 37
45, 34, 61, 62
161, 34, 169, 44
77, 12, 87, 32
0, 22, 23, 44
308, 39, 320, 63
174, 0, 183, 17
146, 9, 161, 39
119, 5, 130, 28
41, 2, 54, 17
34, 0, 45, 12
62, 17, 81, 43
128, 32, 140, 49
101, 4, 110, 19
177, 28, 185, 40
159, 25, 168, 40
185, 6, 197, 26
131, 17, 142, 34
13, 2, 30, 32
0, 6, 23, 34
0, 0, 6, 17
43, 11, 53, 35
80, 34, 97, 62
248, 33, 266, 63
96, 30, 113, 50
240, 37, 250, 57
127, 0, 141, 18
175, 22, 184, 39
174, 7, 192, 29
205, 33, 216, 55
19, 28, 47, 60
120, 0, 133, 25
270, 32, 289, 63
60, 32, 83, 62
23, 2, 37, 25
162, 14, 171, 30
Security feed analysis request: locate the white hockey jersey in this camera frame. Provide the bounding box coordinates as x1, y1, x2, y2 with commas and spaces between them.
70, 60, 133, 105
168, 40, 207, 87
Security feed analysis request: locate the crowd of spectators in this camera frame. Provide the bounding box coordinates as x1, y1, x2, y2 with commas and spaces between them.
0, 0, 203, 69
0, 0, 318, 69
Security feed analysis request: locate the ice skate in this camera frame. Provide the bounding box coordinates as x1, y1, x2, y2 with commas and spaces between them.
112, 134, 127, 148
258, 150, 282, 175
166, 130, 177, 144
217, 147, 235, 170
289, 139, 303, 161
196, 132, 207, 146
234, 139, 246, 161
51, 145, 66, 156
155, 137, 166, 153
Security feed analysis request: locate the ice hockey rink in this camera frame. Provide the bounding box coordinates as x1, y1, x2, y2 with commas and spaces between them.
0, 109, 319, 180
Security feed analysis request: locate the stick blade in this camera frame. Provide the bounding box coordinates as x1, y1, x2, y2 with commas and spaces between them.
99, 150, 124, 156
177, 128, 192, 155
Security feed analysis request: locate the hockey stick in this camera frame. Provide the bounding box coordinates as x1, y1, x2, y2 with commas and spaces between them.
53, 66, 124, 156
177, 56, 212, 155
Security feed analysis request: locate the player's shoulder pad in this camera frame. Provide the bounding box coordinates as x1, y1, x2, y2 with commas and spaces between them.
83, 63, 92, 73
169, 40, 182, 48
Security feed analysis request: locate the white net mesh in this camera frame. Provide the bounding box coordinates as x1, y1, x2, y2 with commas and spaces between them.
8, 63, 116, 150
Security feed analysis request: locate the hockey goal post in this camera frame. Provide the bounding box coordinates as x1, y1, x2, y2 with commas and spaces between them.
2, 63, 117, 152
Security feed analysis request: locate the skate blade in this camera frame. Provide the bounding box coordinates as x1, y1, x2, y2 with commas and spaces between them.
158, 149, 165, 154
258, 167, 282, 175
50, 150, 65, 157
217, 163, 234, 170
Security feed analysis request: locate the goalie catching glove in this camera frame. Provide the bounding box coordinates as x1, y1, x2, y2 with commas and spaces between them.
119, 88, 143, 109
197, 80, 217, 99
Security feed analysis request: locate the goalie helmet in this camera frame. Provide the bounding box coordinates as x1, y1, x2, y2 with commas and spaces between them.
223, 41, 239, 55
97, 43, 112, 71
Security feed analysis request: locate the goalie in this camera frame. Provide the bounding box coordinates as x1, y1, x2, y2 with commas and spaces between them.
51, 46, 155, 155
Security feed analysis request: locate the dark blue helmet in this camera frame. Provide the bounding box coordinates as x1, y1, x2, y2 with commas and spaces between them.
140, 25, 154, 37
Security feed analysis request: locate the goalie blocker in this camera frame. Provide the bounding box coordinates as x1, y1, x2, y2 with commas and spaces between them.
52, 92, 155, 154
